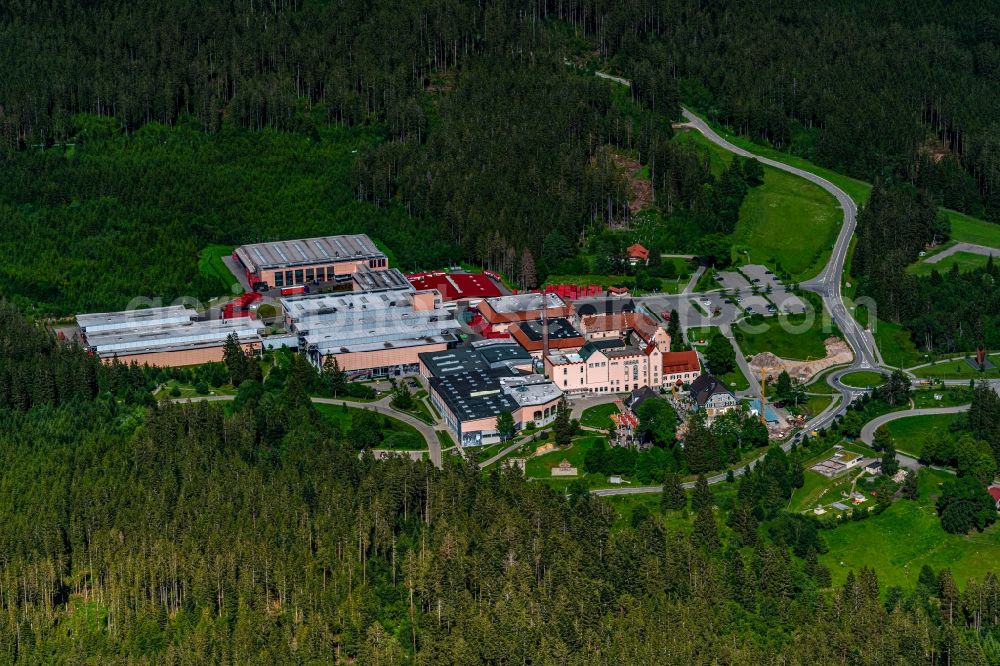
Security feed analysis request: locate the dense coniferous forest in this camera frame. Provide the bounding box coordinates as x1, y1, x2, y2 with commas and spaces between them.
0, 310, 1000, 663
853, 183, 1000, 351
3, 0, 999, 218
3, 0, 1000, 320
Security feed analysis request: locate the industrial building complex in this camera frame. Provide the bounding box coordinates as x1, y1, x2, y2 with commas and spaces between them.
74, 231, 706, 445
282, 287, 461, 377
77, 306, 263, 367
420, 342, 561, 446
234, 234, 389, 290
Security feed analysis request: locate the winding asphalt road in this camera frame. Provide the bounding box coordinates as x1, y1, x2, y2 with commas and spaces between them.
593, 111, 895, 497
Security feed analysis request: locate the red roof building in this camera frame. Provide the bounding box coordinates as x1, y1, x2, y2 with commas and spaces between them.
627, 243, 650, 265
405, 272, 502, 302
989, 486, 1000, 510
662, 350, 701, 385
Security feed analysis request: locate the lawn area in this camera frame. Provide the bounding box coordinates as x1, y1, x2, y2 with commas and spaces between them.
718, 367, 751, 392
677, 128, 842, 281
804, 394, 835, 418
524, 436, 634, 490
525, 436, 601, 478
863, 314, 926, 369
314, 403, 426, 450
913, 356, 1000, 379
733, 313, 834, 361
732, 166, 841, 281
674, 129, 729, 177
198, 244, 242, 295
820, 468, 1000, 589
391, 393, 436, 425
911, 387, 973, 409
884, 413, 964, 457
685, 326, 716, 346
805, 366, 847, 394
470, 440, 512, 465
945, 209, 1000, 248
579, 403, 619, 430
840, 371, 886, 388
908, 250, 995, 277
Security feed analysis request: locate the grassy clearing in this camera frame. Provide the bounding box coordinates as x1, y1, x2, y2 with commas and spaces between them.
911, 387, 973, 409
525, 437, 600, 478
733, 313, 833, 361
313, 403, 426, 450
733, 166, 841, 281
678, 129, 842, 282
685, 326, 716, 346
840, 371, 886, 388
804, 394, 834, 418
913, 357, 1000, 379
719, 367, 751, 392
820, 468, 1000, 589
805, 366, 847, 394
525, 436, 625, 489
945, 209, 1000, 248
198, 244, 242, 295
579, 403, 619, 430
862, 315, 926, 369
788, 457, 864, 515
674, 129, 729, 177
884, 414, 963, 457
908, 251, 995, 277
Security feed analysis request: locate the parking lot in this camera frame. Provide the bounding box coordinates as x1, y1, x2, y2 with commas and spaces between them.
771, 291, 808, 314
736, 294, 772, 316
742, 264, 779, 290
714, 271, 751, 290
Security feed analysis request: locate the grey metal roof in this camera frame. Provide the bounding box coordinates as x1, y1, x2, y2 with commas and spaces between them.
483, 292, 566, 314
84, 318, 263, 356
236, 234, 385, 271
351, 267, 413, 293
76, 305, 195, 333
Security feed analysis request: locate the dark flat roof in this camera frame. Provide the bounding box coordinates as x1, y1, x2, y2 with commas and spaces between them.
420, 348, 491, 377
478, 344, 532, 365
429, 370, 519, 421
514, 317, 582, 343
